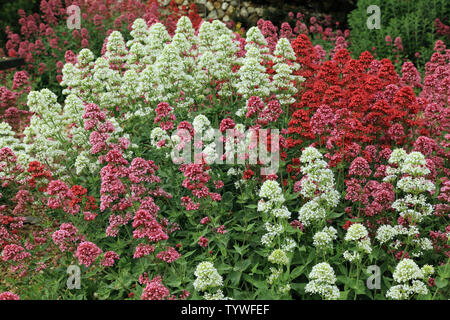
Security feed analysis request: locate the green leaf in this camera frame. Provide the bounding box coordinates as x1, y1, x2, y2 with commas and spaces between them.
435, 277, 448, 289
290, 265, 306, 280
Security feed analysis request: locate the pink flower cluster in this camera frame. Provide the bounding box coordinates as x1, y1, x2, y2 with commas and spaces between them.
75, 241, 103, 267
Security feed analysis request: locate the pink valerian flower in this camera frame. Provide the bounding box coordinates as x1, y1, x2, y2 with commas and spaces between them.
290, 220, 304, 231
400, 62, 422, 88
310, 104, 333, 135
106, 213, 132, 237
154, 102, 176, 131
11, 71, 30, 90
200, 216, 210, 225
132, 209, 168, 242
215, 225, 227, 234
75, 241, 103, 267
52, 223, 80, 252
101, 251, 120, 267
156, 247, 181, 263
413, 136, 438, 156
387, 123, 405, 143
198, 236, 209, 247
1, 244, 31, 262
128, 158, 161, 184
12, 189, 34, 215
246, 96, 265, 119
349, 157, 372, 177
134, 243, 155, 259
179, 290, 190, 300
141, 276, 170, 300
0, 292, 20, 300
181, 196, 200, 211
83, 211, 97, 221
214, 180, 224, 189
394, 37, 403, 51
219, 118, 235, 132
345, 178, 368, 204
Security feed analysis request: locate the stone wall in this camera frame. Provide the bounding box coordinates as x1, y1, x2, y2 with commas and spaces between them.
165, 0, 356, 28
168, 0, 273, 25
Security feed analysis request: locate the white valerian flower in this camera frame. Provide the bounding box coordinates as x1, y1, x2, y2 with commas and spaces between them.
343, 250, 361, 262
271, 37, 302, 105
357, 238, 373, 254
0, 122, 30, 167
267, 267, 282, 285
272, 206, 291, 219
392, 259, 424, 283
192, 114, 211, 133
376, 225, 398, 244
388, 148, 407, 164
297, 147, 340, 227
313, 226, 337, 250
298, 198, 327, 227
282, 238, 296, 253
193, 262, 223, 292
259, 180, 283, 200
204, 289, 233, 300
236, 46, 272, 100
386, 259, 429, 300
345, 223, 369, 241
268, 249, 289, 265
305, 262, 340, 300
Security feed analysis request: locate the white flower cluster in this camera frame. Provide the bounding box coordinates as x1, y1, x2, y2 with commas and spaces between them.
344, 223, 368, 241
385, 149, 435, 224
0, 122, 30, 166
305, 262, 340, 300
23, 89, 128, 179
193, 261, 224, 292
313, 226, 337, 250
391, 194, 433, 223
258, 180, 285, 207
297, 147, 340, 227
384, 149, 434, 192
268, 249, 289, 265
257, 180, 295, 293
344, 223, 372, 257
386, 259, 430, 300
271, 37, 303, 106
203, 289, 233, 300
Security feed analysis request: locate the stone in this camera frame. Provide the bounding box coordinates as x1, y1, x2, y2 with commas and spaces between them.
217, 9, 225, 19
197, 0, 207, 4
214, 1, 221, 10
205, 1, 214, 11
230, 0, 237, 6
223, 14, 230, 22
255, 7, 264, 16
248, 6, 255, 14
242, 1, 250, 7
240, 7, 248, 18
207, 9, 218, 19
226, 5, 234, 15
221, 1, 229, 11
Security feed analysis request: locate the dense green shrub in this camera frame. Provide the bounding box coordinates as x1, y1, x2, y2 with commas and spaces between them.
348, 0, 449, 68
